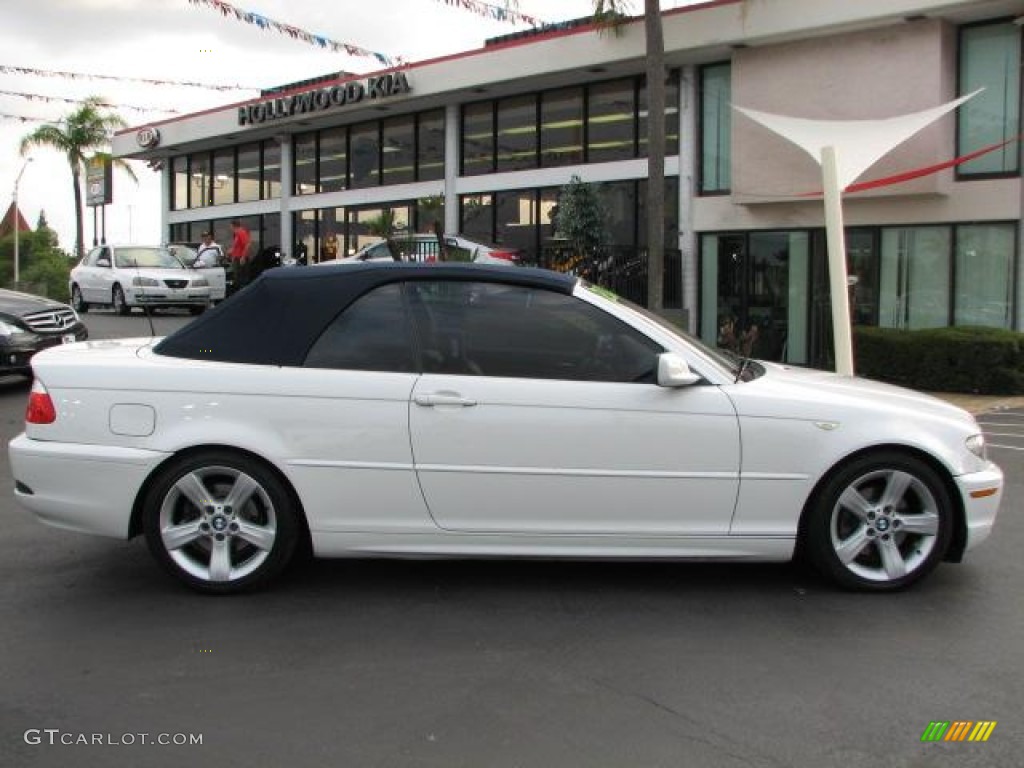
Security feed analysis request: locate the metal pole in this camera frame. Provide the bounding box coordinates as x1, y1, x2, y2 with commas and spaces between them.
12, 157, 33, 287
821, 145, 854, 376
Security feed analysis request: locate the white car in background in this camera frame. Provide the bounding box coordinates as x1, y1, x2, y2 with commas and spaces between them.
166, 243, 229, 302
70, 245, 212, 315
320, 234, 521, 266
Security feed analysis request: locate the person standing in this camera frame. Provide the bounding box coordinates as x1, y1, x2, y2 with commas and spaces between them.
194, 231, 223, 267
229, 219, 252, 288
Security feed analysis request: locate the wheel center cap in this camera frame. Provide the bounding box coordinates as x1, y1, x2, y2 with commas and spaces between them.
875, 517, 891, 533
211, 515, 228, 532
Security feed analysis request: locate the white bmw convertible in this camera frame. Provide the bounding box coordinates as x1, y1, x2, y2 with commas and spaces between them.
8, 264, 1003, 593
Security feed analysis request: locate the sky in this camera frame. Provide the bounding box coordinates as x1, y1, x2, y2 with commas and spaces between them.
0, 0, 697, 255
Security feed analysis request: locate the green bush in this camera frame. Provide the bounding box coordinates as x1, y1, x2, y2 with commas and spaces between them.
854, 325, 1024, 395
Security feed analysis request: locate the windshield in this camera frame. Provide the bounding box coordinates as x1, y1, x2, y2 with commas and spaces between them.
579, 282, 758, 380
115, 247, 185, 270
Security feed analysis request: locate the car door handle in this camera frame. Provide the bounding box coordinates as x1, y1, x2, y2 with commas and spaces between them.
414, 392, 477, 407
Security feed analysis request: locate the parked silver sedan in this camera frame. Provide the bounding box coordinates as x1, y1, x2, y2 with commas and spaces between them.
70, 244, 212, 315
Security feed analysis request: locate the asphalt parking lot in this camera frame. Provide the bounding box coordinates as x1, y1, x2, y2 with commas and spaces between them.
0, 310, 1021, 768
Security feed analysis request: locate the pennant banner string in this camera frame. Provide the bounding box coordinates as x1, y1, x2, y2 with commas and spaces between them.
186, 0, 401, 66
0, 88, 180, 115
429, 0, 547, 27
0, 63, 256, 92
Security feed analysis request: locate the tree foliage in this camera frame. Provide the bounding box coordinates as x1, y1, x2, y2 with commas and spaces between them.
19, 96, 135, 259
1, 221, 73, 300
552, 175, 610, 259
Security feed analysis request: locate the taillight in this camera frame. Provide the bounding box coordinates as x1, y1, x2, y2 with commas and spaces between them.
26, 379, 56, 425
491, 250, 518, 262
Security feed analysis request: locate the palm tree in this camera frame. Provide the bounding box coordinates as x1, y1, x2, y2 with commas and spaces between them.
593, 0, 666, 312
19, 96, 136, 259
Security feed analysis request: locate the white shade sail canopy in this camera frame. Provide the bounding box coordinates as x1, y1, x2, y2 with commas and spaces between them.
734, 90, 981, 189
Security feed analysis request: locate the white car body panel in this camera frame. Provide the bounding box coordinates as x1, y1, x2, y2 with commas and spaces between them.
410, 373, 740, 534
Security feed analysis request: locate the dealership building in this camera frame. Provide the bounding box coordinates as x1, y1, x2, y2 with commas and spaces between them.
112, 0, 1022, 367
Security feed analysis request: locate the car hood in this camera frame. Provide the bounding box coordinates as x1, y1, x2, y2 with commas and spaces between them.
732, 361, 975, 426
0, 288, 69, 318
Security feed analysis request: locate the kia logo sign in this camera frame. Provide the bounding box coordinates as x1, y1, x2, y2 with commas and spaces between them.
136, 127, 160, 149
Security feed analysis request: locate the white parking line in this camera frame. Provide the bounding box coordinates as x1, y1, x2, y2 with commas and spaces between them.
988, 443, 1024, 451
981, 432, 1024, 438
977, 422, 1024, 428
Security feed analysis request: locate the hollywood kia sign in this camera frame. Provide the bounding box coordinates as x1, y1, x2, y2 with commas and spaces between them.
238, 72, 412, 126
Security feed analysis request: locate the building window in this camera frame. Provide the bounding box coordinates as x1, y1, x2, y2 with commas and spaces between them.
495, 189, 538, 254
955, 223, 1016, 328
171, 156, 188, 211
294, 132, 318, 195
496, 95, 538, 172
460, 194, 494, 242
700, 231, 809, 363
879, 227, 951, 330
381, 116, 415, 186
587, 79, 636, 163
319, 127, 347, 193
417, 109, 445, 181
958, 21, 1021, 177
212, 148, 235, 206
190, 153, 211, 208
699, 63, 731, 194
349, 122, 380, 189
462, 102, 494, 177
237, 143, 261, 202
541, 87, 584, 167
263, 140, 281, 199
638, 72, 679, 159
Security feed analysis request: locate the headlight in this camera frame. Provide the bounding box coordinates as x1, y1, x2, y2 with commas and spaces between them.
132, 276, 159, 287
192, 277, 209, 288
966, 433, 987, 460
0, 319, 24, 337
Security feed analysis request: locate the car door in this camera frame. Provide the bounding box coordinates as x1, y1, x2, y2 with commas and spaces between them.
294, 282, 434, 532
407, 281, 741, 536
78, 246, 110, 303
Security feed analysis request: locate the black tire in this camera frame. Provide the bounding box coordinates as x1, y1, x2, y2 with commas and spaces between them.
804, 451, 953, 591
112, 284, 129, 316
189, 305, 206, 316
142, 451, 301, 594
71, 284, 88, 313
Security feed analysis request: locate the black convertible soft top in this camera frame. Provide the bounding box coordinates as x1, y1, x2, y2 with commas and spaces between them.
153, 263, 576, 365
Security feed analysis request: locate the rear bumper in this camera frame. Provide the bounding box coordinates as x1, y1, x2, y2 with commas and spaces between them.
954, 464, 1003, 553
8, 433, 168, 539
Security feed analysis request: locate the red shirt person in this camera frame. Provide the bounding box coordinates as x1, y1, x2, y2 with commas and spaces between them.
229, 220, 252, 287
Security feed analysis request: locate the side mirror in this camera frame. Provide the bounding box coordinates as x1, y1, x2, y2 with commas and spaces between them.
657, 353, 701, 388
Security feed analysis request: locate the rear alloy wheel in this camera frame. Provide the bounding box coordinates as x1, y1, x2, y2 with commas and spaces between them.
806, 452, 953, 591
112, 284, 129, 316
71, 284, 88, 313
142, 452, 300, 593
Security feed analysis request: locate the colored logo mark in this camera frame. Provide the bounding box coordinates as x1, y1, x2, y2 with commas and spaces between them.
921, 721, 997, 742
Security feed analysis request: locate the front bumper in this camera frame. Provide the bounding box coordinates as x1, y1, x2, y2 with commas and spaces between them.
8, 433, 168, 539
0, 326, 89, 373
127, 287, 210, 306
954, 464, 1003, 553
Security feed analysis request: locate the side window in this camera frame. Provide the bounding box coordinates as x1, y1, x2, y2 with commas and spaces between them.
304, 283, 416, 372
408, 281, 663, 382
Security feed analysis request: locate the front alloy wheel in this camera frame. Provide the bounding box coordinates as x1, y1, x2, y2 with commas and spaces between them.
806, 452, 953, 591
143, 452, 300, 593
